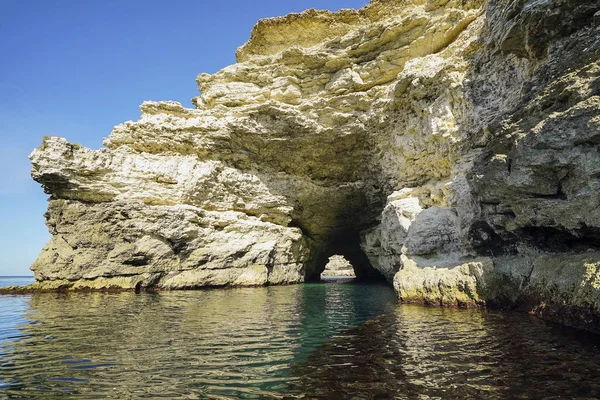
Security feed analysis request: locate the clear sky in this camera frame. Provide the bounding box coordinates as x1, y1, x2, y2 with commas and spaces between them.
0, 0, 369, 275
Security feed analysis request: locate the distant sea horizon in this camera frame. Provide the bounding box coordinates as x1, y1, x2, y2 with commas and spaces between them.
0, 276, 35, 288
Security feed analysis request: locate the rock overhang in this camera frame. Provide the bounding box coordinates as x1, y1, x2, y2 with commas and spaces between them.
25, 0, 504, 289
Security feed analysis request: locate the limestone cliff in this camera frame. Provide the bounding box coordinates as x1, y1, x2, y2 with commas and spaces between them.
18, 0, 600, 331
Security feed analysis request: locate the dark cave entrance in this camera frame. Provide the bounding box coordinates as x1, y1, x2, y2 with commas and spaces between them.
306, 230, 385, 282
285, 181, 388, 284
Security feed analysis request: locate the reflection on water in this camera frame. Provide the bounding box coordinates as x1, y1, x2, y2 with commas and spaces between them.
293, 306, 600, 399
0, 280, 395, 399
1, 279, 600, 399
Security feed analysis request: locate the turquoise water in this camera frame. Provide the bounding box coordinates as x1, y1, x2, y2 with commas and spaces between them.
1, 277, 600, 398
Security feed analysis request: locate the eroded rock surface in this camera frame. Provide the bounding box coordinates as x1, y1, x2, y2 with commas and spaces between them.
321, 255, 356, 277
21, 0, 600, 331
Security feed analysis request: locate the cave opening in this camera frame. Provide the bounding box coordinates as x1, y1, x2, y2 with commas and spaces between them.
286, 181, 388, 284
307, 230, 386, 283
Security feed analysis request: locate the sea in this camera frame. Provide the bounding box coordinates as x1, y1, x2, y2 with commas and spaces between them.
1, 275, 600, 398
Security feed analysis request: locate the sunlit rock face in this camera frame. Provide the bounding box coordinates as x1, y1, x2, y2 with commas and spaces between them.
360, 0, 600, 330
26, 0, 600, 331
321, 255, 356, 277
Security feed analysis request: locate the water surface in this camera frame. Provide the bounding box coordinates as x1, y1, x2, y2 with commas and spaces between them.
0, 277, 34, 288
1, 277, 600, 399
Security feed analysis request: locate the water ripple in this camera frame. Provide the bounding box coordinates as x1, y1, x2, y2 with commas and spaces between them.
291, 305, 600, 398
0, 281, 396, 398
1, 279, 600, 398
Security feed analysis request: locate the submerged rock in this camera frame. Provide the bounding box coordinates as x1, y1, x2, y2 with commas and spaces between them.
19, 0, 600, 331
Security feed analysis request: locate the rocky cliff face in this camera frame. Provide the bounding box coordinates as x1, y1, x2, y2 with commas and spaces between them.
22, 0, 600, 331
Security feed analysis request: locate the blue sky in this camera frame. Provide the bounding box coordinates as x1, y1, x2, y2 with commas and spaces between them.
0, 0, 368, 275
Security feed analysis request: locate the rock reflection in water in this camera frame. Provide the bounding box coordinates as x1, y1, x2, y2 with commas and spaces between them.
2, 283, 600, 399
0, 281, 396, 399
291, 305, 600, 399
1, 289, 300, 398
